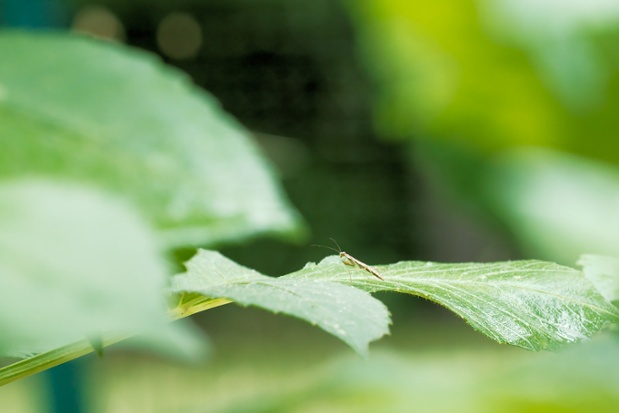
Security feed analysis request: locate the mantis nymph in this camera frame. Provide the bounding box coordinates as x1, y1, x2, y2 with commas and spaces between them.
314, 238, 384, 281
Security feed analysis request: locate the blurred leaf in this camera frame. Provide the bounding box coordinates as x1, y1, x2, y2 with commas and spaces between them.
204, 337, 619, 413
346, 0, 562, 151
171, 250, 391, 356
482, 0, 619, 110
484, 148, 619, 264
579, 254, 619, 304
289, 256, 619, 351
0, 178, 173, 357
487, 335, 619, 412
346, 0, 619, 164
0, 31, 304, 247
120, 319, 210, 362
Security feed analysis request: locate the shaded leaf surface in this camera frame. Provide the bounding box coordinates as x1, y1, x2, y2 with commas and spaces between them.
0, 179, 171, 357
171, 250, 391, 356
0, 31, 303, 246
289, 256, 619, 350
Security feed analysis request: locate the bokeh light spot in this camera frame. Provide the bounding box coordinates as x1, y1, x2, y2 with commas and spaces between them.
157, 12, 203, 60
72, 6, 126, 42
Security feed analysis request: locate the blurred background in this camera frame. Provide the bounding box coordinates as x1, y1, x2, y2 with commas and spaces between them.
3, 0, 619, 412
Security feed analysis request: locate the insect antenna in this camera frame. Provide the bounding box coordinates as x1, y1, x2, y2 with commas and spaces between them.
328, 238, 343, 253
311, 243, 340, 254
312, 238, 346, 254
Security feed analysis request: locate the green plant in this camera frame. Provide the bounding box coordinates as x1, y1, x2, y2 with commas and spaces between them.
1, 31, 618, 390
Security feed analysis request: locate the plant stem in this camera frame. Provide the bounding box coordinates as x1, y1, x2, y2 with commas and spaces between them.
0, 335, 127, 387
0, 297, 231, 387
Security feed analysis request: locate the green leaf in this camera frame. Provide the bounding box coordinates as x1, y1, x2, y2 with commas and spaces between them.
0, 31, 304, 246
172, 250, 618, 353
289, 256, 619, 351
171, 250, 391, 356
579, 254, 619, 304
0, 178, 196, 357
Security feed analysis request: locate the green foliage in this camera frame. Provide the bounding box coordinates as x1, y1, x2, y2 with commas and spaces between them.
292, 256, 619, 351
1, 30, 618, 394
346, 0, 559, 151
346, 0, 619, 162
0, 31, 304, 246
163, 336, 619, 413
172, 250, 390, 356
0, 30, 303, 383
484, 148, 619, 264
0, 179, 169, 357
346, 1, 619, 267
579, 254, 619, 304
3, 249, 619, 386
173, 250, 619, 353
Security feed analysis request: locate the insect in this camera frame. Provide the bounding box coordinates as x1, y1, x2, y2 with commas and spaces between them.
313, 238, 384, 281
